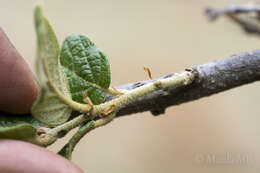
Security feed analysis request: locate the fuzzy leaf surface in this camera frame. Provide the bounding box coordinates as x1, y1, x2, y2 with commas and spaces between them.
32, 83, 73, 125
32, 6, 72, 125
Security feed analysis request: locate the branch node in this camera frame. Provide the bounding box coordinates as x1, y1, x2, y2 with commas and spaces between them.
100, 104, 116, 117
57, 130, 68, 138
154, 80, 163, 89
36, 127, 48, 136
151, 108, 166, 116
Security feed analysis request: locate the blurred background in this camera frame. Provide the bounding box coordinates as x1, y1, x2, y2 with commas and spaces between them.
0, 0, 260, 172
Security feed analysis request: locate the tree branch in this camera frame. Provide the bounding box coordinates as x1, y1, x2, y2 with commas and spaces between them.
205, 4, 260, 35
114, 49, 260, 117
1, 50, 260, 120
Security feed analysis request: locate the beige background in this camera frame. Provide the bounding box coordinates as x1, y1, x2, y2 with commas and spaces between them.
1, 0, 260, 172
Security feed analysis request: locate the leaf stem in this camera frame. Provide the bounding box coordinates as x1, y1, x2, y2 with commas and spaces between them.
32, 114, 89, 146
49, 81, 93, 113
105, 87, 126, 96
48, 113, 91, 138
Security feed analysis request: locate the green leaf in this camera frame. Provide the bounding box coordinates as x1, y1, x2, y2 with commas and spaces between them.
0, 114, 42, 140
60, 34, 111, 104
32, 6, 72, 125
0, 124, 36, 140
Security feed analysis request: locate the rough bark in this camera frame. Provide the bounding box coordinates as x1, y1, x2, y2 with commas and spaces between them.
115, 50, 260, 117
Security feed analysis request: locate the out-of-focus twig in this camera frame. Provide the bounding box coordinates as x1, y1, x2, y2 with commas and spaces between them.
205, 4, 260, 35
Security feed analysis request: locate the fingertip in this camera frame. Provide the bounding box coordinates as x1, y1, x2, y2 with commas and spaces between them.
0, 140, 84, 173
0, 28, 40, 114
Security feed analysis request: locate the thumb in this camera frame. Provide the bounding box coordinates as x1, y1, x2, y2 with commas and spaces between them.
0, 28, 40, 114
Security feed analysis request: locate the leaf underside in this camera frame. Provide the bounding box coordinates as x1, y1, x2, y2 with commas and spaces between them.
31, 83, 72, 125
60, 34, 111, 104
31, 6, 72, 126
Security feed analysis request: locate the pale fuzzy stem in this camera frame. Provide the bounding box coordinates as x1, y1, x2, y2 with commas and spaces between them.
56, 72, 194, 151
31, 132, 57, 147
93, 71, 195, 115
33, 114, 88, 146
94, 113, 116, 128
49, 114, 88, 136
105, 87, 126, 96
37, 71, 195, 146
